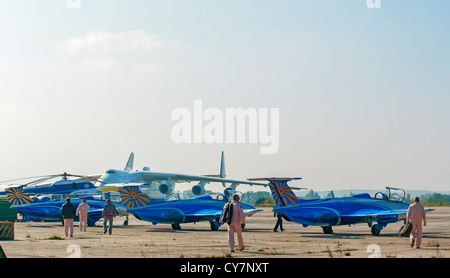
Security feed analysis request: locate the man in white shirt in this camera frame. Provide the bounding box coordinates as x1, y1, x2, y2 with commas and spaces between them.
76, 198, 90, 232
406, 197, 427, 249
227, 194, 246, 252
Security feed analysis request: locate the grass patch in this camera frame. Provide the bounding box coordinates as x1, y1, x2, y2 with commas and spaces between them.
47, 235, 64, 240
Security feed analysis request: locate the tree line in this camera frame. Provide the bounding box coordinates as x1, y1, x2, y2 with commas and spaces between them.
173, 189, 450, 207
241, 190, 450, 207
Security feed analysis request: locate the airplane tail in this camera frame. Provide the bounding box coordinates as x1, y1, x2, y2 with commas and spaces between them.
220, 151, 226, 178
203, 151, 226, 179
248, 177, 303, 206
268, 178, 302, 206
124, 152, 134, 172
5, 186, 34, 206
118, 186, 151, 208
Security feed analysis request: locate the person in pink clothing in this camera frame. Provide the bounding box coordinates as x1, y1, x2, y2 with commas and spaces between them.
227, 194, 246, 253
76, 199, 90, 232
406, 197, 427, 249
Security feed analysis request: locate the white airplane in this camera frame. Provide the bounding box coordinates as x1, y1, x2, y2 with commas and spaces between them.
95, 152, 267, 200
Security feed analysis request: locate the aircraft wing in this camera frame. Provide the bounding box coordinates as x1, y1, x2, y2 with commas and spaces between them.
185, 208, 222, 217
243, 208, 264, 217
139, 172, 268, 187
77, 174, 103, 183
341, 208, 435, 218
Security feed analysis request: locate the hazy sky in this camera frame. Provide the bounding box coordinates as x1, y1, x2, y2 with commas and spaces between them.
0, 0, 449, 193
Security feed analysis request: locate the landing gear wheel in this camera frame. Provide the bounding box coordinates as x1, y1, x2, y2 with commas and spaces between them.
171, 223, 181, 230
322, 226, 334, 234
371, 224, 382, 236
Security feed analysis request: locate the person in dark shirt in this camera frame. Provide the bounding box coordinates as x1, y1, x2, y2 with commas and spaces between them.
61, 197, 76, 237
102, 199, 118, 235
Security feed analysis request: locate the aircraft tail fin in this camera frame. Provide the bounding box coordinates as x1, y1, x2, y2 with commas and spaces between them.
124, 152, 134, 172
248, 177, 303, 206
5, 186, 34, 206
220, 151, 226, 178
268, 178, 302, 206
203, 151, 226, 180
118, 186, 151, 208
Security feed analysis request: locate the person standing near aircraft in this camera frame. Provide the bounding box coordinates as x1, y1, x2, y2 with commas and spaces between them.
407, 197, 427, 249
102, 198, 118, 235
76, 198, 90, 232
227, 194, 246, 252
273, 212, 284, 232
61, 197, 76, 237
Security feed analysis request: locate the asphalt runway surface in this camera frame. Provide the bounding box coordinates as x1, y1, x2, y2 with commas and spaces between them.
1, 207, 449, 258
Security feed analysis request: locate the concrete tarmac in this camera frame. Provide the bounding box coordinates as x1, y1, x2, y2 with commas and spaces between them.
1, 207, 449, 258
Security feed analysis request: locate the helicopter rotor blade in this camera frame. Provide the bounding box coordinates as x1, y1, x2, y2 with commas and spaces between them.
0, 175, 59, 184
1, 173, 101, 186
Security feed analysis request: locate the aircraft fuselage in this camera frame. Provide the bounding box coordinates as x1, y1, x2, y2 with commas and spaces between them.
126, 195, 259, 225
274, 194, 410, 227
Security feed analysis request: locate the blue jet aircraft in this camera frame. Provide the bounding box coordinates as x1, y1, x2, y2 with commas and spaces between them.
248, 177, 434, 236
116, 185, 262, 230
5, 186, 119, 226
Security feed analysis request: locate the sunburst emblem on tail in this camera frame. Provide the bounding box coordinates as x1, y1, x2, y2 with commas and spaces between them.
118, 186, 151, 207
268, 180, 301, 206
5, 187, 34, 205
247, 177, 303, 207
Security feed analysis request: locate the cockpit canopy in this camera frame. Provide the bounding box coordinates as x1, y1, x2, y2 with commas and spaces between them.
386, 187, 406, 201
374, 187, 406, 202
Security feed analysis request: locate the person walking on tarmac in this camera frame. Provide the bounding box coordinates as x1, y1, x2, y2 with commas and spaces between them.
227, 193, 246, 253
102, 198, 118, 235
61, 197, 76, 237
76, 198, 90, 232
273, 212, 284, 232
407, 197, 427, 249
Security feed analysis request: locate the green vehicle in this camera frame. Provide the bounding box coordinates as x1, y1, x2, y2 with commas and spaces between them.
0, 198, 17, 221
